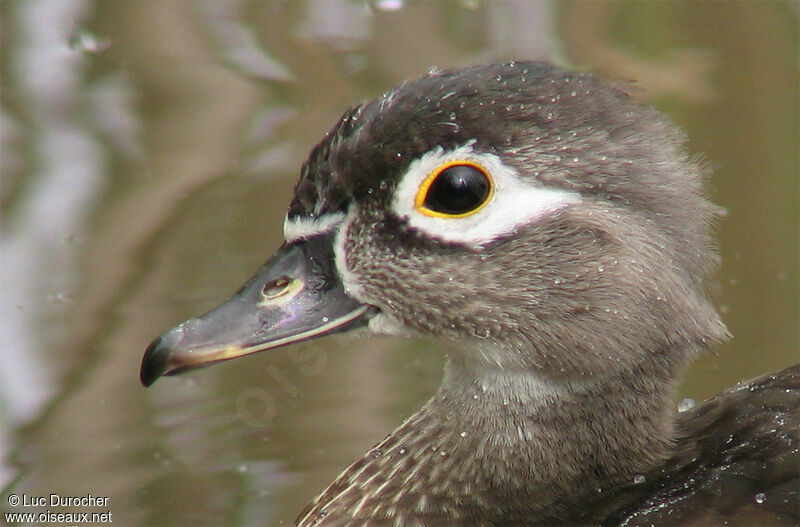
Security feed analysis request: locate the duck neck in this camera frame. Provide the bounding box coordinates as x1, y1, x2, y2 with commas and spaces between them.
299, 347, 686, 525
424, 350, 682, 520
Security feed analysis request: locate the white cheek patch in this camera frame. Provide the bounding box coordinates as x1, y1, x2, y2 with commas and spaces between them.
391, 142, 581, 247
283, 212, 345, 243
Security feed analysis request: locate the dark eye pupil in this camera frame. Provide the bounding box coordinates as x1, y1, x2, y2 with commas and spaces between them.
424, 165, 489, 215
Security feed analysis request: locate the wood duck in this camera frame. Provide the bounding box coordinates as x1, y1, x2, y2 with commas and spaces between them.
141, 62, 799, 526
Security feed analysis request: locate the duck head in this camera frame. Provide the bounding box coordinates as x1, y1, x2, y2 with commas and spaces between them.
141, 61, 728, 387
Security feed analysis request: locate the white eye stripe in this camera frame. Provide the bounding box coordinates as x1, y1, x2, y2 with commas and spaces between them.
391, 142, 581, 247
283, 212, 345, 243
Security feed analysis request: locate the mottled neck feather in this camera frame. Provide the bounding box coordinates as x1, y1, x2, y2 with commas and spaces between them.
297, 349, 684, 526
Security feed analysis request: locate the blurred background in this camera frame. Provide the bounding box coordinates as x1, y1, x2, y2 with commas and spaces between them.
1, 1, 797, 525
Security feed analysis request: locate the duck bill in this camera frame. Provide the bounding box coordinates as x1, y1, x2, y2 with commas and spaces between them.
140, 232, 373, 387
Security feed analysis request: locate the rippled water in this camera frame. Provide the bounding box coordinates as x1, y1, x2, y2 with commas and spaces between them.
1, 2, 797, 525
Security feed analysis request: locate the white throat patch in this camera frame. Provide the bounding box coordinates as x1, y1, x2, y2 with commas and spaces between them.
391, 142, 580, 247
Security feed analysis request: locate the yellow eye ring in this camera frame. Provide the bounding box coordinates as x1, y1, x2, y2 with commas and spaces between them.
415, 160, 494, 219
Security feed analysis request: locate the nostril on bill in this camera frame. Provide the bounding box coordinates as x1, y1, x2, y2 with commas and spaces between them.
261, 275, 293, 299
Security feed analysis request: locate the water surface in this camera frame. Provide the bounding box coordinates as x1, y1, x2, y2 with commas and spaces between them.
1, 2, 797, 525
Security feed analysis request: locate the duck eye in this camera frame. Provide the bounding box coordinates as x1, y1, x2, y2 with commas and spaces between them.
416, 162, 492, 218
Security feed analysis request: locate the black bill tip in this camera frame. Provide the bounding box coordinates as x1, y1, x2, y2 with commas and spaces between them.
140, 335, 170, 387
